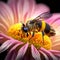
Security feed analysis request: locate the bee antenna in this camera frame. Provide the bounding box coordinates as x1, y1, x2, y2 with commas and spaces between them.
23, 24, 25, 26
27, 33, 29, 37
32, 31, 35, 37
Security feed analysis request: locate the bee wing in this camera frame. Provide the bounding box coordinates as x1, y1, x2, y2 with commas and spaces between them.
35, 12, 52, 20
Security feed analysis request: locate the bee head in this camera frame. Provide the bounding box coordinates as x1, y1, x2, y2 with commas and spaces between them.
22, 24, 29, 32
22, 27, 29, 32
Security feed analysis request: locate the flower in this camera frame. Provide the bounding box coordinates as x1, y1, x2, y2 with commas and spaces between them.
0, 0, 60, 60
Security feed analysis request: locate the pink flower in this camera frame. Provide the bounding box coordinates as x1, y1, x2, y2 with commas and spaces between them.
0, 0, 60, 60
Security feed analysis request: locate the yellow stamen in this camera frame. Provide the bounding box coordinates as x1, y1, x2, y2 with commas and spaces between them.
7, 23, 23, 40
7, 23, 52, 50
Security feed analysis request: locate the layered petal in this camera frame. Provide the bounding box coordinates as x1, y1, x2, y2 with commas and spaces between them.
8, 0, 36, 23
0, 40, 18, 53
0, 33, 12, 44
0, 2, 14, 25
49, 50, 60, 59
0, 2, 14, 29
8, 0, 50, 24
17, 0, 36, 23
31, 4, 50, 19
40, 47, 58, 60
8, 0, 19, 23
46, 13, 60, 25
5, 43, 23, 60
0, 23, 7, 34
39, 50, 49, 60
16, 43, 29, 60
46, 13, 60, 50
31, 45, 41, 60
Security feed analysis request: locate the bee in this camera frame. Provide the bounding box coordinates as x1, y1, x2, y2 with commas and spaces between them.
22, 12, 56, 38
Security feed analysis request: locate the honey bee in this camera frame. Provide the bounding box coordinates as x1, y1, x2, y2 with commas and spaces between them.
22, 12, 56, 38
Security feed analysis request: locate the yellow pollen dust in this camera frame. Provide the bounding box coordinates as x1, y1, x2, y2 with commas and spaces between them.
7, 23, 52, 50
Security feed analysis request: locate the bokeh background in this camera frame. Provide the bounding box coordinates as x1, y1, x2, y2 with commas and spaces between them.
0, 0, 60, 13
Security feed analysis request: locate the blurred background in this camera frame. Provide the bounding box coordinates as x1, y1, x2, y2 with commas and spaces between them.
0, 0, 60, 13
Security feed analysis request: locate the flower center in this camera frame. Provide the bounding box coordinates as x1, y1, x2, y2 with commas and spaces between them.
7, 23, 52, 50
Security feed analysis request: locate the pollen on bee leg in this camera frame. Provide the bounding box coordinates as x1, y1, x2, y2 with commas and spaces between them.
42, 35, 52, 50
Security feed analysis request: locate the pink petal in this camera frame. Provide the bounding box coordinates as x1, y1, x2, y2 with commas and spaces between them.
49, 50, 60, 54
0, 33, 21, 45
5, 42, 23, 60
0, 37, 3, 39
51, 36, 60, 46
52, 43, 60, 50
0, 33, 12, 39
0, 2, 14, 26
51, 19, 60, 29
50, 34, 60, 50
54, 54, 60, 59
17, 0, 35, 22
9, 0, 35, 23
40, 47, 58, 60
49, 50, 60, 58
26, 0, 35, 19
11, 52, 17, 60
55, 27, 60, 36
8, 0, 19, 23
39, 50, 49, 60
0, 12, 9, 29
31, 45, 41, 60
0, 23, 7, 34
45, 13, 60, 51
17, 0, 25, 23
46, 13, 60, 25
32, 4, 50, 19
16, 43, 29, 60
8, 0, 50, 24
22, 0, 35, 23
0, 33, 13, 44
0, 40, 18, 53
51, 35, 60, 43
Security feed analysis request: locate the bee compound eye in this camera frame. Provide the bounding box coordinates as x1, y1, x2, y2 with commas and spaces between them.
23, 27, 28, 32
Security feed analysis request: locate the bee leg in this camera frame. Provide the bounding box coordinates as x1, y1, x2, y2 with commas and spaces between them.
26, 33, 29, 37
32, 31, 35, 37
29, 31, 35, 40
42, 31, 44, 44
